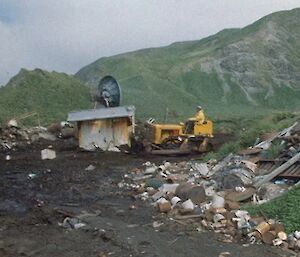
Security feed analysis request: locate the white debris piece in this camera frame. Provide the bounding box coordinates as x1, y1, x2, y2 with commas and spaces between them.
212, 194, 225, 208
7, 119, 18, 127
41, 149, 56, 160
85, 164, 96, 171
159, 183, 179, 193
182, 199, 194, 211
193, 163, 210, 176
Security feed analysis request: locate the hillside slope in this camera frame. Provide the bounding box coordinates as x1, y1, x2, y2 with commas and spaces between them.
76, 8, 300, 120
0, 69, 91, 125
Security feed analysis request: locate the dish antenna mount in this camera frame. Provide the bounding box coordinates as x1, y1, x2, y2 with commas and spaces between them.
95, 76, 121, 108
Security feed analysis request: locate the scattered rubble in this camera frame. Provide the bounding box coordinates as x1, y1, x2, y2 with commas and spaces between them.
1, 115, 299, 255
1, 124, 57, 151
119, 121, 300, 254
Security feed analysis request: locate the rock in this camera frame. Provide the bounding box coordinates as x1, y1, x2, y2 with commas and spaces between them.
225, 201, 240, 210
225, 187, 256, 202
157, 199, 171, 213
176, 183, 206, 205
188, 186, 207, 205
85, 164, 96, 171
181, 199, 194, 211
212, 194, 225, 209
262, 231, 277, 245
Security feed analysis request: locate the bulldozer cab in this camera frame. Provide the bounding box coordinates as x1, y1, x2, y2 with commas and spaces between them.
183, 120, 213, 137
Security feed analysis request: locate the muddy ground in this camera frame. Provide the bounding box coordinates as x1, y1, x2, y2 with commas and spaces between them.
0, 140, 294, 257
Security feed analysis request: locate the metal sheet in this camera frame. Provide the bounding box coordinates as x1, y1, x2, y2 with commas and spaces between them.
78, 118, 131, 151
68, 106, 135, 122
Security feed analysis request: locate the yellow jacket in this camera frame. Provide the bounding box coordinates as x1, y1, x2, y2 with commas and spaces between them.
189, 110, 205, 124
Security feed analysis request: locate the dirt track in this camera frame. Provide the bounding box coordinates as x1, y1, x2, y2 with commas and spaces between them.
0, 140, 292, 257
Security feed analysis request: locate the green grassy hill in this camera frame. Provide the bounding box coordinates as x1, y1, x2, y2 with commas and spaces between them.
1, 8, 300, 126
0, 69, 91, 125
76, 8, 300, 121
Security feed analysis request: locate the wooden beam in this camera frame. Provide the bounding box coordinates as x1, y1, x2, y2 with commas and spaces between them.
254, 152, 300, 188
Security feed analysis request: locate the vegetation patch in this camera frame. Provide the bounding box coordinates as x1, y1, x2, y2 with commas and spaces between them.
244, 186, 300, 233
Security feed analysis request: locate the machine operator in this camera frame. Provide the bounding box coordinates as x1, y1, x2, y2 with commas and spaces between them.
185, 106, 206, 134
189, 106, 205, 124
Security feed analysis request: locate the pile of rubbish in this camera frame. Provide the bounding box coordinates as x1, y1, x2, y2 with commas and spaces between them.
0, 119, 74, 151
120, 121, 300, 253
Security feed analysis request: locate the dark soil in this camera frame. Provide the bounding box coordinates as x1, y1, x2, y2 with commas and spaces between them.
0, 140, 292, 257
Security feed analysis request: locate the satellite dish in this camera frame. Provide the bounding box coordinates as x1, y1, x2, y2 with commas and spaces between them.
95, 76, 121, 108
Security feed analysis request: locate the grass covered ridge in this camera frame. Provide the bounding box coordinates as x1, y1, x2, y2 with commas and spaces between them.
0, 69, 91, 125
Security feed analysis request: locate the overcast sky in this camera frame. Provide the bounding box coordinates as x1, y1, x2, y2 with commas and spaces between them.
0, 0, 299, 85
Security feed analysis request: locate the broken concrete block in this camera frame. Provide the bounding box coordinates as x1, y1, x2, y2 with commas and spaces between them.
181, 199, 194, 211
212, 194, 225, 209
175, 183, 206, 205
41, 149, 56, 160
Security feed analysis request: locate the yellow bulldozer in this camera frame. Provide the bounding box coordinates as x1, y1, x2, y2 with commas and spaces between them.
143, 108, 214, 155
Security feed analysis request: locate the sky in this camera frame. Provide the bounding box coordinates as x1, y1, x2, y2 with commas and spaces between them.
0, 0, 299, 85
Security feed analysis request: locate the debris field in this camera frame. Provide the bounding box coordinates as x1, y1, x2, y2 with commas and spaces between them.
0, 120, 299, 257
